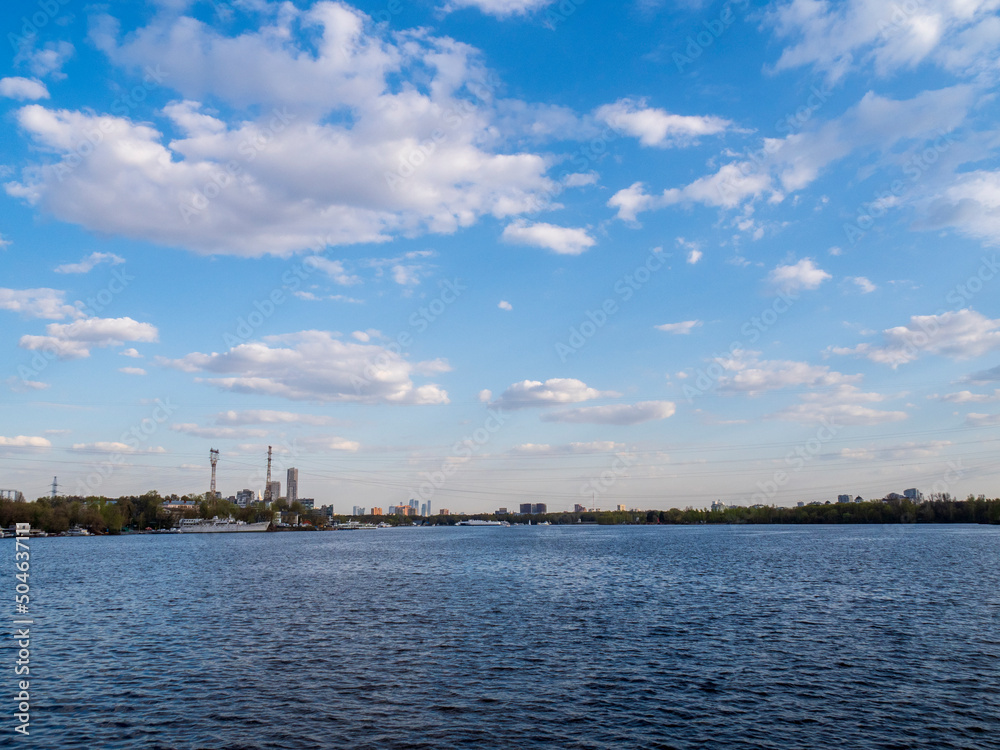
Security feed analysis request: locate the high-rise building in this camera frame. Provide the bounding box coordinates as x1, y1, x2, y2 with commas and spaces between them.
266, 481, 281, 504
837, 494, 850, 503
903, 488, 923, 502
531, 503, 547, 514
439, 509, 449, 516
371, 507, 383, 516
286, 468, 298, 505
352, 506, 366, 516
519, 503, 533, 514
298, 498, 314, 510
235, 489, 255, 508
574, 504, 586, 513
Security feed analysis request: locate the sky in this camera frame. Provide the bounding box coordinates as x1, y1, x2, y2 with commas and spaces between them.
1, 0, 999, 512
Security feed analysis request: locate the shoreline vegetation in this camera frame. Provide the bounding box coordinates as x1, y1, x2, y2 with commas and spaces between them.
1, 492, 999, 535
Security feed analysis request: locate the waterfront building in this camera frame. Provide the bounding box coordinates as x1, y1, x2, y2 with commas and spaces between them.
903, 488, 923, 502
710, 500, 727, 512
371, 507, 383, 516
574, 504, 586, 513
519, 503, 532, 514
287, 468, 298, 505
266, 481, 281, 504
531, 503, 547, 514
440, 509, 450, 515
420, 502, 427, 516
838, 494, 851, 503
352, 506, 366, 516
235, 488, 256, 508
298, 498, 314, 510
616, 504, 626, 511
855, 496, 864, 503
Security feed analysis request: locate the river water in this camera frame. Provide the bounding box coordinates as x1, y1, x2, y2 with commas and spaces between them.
3, 524, 999, 749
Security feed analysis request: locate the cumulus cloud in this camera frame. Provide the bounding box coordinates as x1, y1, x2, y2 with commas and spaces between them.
920, 172, 1000, 245
0, 288, 81, 320
19, 317, 159, 360
498, 300, 512, 311
118, 367, 147, 376
0, 435, 51, 449
214, 410, 338, 426
172, 423, 268, 439
443, 0, 554, 16
830, 309, 1000, 367
8, 5, 557, 257
656, 320, 702, 335
54, 252, 126, 274
0, 77, 49, 100
71, 442, 166, 454
501, 220, 596, 255
4, 377, 49, 393
848, 276, 877, 293
766, 0, 1000, 81
714, 352, 861, 396
607, 86, 974, 222
490, 378, 616, 409
930, 389, 1000, 403
966, 412, 1000, 426
768, 258, 832, 293
160, 330, 449, 404
541, 400, 676, 425
769, 385, 907, 425
596, 98, 730, 148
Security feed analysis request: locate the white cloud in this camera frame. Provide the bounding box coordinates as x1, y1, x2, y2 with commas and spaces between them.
296, 435, 361, 452
770, 385, 908, 425
839, 441, 952, 461
8, 6, 557, 257
498, 300, 512, 311
656, 320, 702, 335
118, 367, 147, 376
214, 410, 338, 426
478, 389, 493, 403
714, 352, 860, 396
966, 412, 1000, 426
54, 252, 125, 274
768, 258, 831, 293
172, 423, 268, 439
920, 171, 1000, 245
0, 77, 49, 101
306, 257, 361, 286
596, 98, 730, 148
608, 86, 974, 222
18, 40, 74, 79
0, 288, 81, 319
930, 389, 1000, 403
0, 435, 51, 449
490, 378, 616, 409
766, 0, 1000, 82
443, 0, 554, 16
19, 317, 159, 360
71, 442, 165, 454
831, 309, 1000, 367
563, 172, 598, 188
501, 220, 596, 255
160, 330, 449, 404
120, 348, 142, 358
848, 276, 877, 293
4, 377, 49, 392
541, 400, 676, 425
510, 441, 626, 455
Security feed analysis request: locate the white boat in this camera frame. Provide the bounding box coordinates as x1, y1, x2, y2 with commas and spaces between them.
66, 526, 90, 536
176, 516, 271, 533
456, 519, 503, 526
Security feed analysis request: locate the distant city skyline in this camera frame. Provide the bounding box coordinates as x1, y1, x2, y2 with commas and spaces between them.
1, 0, 999, 510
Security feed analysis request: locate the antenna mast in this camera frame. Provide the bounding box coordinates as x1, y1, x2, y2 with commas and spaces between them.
209, 448, 219, 495
264, 445, 273, 502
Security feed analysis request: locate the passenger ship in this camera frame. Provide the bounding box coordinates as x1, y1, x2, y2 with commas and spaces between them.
177, 516, 271, 533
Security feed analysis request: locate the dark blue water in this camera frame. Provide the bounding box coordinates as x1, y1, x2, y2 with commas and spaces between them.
3, 525, 999, 749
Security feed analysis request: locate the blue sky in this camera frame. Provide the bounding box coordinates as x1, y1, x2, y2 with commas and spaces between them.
1, 0, 999, 511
